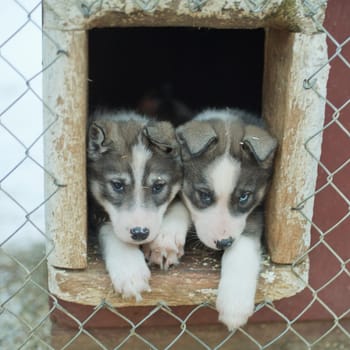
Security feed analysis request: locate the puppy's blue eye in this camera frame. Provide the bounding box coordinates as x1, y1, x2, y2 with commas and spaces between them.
239, 192, 251, 205
198, 190, 213, 206
152, 180, 166, 194
111, 180, 125, 193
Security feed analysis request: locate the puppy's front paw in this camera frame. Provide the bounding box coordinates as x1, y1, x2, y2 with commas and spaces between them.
142, 230, 185, 270
100, 223, 152, 302
109, 259, 151, 302
143, 221, 186, 270
216, 286, 255, 331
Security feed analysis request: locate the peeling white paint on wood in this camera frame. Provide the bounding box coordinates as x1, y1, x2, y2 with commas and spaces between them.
43, 0, 327, 33
260, 270, 276, 284
263, 30, 329, 264
43, 28, 88, 269
196, 288, 218, 296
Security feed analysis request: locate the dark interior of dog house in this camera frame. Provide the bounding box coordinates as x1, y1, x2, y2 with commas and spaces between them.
88, 27, 265, 246
88, 27, 265, 245
88, 27, 265, 126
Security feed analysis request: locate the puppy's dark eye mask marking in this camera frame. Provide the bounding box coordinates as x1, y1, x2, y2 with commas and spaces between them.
196, 188, 215, 207
151, 179, 167, 194
238, 191, 252, 206
110, 179, 125, 193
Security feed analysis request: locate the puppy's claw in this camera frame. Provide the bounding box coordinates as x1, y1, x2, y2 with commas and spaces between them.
163, 251, 180, 270
145, 245, 182, 270
143, 236, 184, 270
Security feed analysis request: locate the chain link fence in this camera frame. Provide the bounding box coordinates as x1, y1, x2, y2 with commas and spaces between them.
1, 0, 349, 349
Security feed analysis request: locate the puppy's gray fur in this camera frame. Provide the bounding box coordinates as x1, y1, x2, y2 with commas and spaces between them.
88, 110, 190, 301
176, 108, 277, 330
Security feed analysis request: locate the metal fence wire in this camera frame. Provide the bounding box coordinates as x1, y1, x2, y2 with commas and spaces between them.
0, 0, 349, 349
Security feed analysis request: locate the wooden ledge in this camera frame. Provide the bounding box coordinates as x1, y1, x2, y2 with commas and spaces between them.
48, 249, 308, 307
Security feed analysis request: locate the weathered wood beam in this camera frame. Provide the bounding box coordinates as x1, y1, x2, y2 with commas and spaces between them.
43, 29, 88, 269
43, 0, 327, 33
263, 29, 329, 263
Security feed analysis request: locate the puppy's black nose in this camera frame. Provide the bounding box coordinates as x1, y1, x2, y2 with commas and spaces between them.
215, 237, 234, 250
130, 227, 150, 241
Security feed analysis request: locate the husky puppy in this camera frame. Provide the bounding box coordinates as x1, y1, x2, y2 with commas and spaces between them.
88, 110, 190, 301
176, 108, 277, 330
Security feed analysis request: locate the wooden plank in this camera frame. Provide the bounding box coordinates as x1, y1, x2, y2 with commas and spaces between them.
43, 28, 88, 269
263, 29, 329, 263
48, 249, 308, 307
43, 0, 326, 33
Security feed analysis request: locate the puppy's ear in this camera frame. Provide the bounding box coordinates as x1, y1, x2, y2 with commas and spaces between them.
176, 121, 217, 160
143, 121, 178, 156
87, 122, 110, 160
241, 125, 277, 168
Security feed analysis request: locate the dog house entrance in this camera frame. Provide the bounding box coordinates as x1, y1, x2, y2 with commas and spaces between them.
88, 27, 264, 121
84, 27, 293, 307
87, 26, 265, 251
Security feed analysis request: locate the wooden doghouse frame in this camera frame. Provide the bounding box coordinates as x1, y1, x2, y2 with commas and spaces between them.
44, 0, 329, 307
